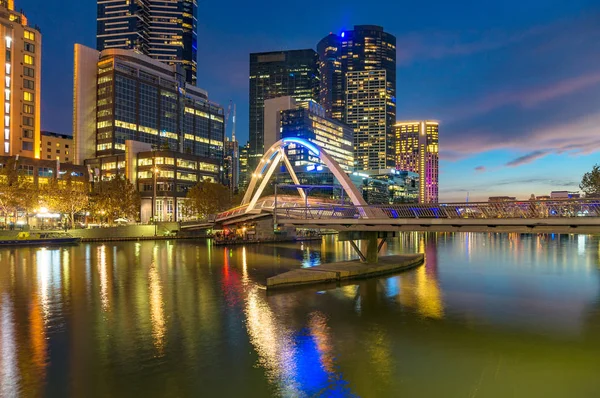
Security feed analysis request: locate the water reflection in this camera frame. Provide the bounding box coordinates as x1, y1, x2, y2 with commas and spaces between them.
0, 233, 598, 396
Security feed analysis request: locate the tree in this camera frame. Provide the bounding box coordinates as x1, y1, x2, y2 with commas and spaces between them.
93, 176, 140, 224
580, 164, 600, 197
43, 175, 90, 228
186, 180, 232, 219
0, 160, 37, 225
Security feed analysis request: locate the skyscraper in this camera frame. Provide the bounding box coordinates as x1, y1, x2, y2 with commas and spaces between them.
0, 1, 42, 158
395, 121, 439, 203
317, 25, 397, 170
346, 70, 389, 171
96, 0, 197, 85
317, 34, 343, 121
248, 50, 319, 160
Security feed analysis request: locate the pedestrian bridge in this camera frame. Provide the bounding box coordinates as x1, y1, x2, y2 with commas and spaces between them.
213, 137, 600, 233
273, 199, 600, 233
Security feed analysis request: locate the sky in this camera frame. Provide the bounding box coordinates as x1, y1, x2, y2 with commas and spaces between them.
19, 0, 600, 202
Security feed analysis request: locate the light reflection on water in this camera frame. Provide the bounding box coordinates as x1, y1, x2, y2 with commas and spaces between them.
0, 233, 599, 396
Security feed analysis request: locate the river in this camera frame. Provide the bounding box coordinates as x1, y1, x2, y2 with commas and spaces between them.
0, 233, 599, 397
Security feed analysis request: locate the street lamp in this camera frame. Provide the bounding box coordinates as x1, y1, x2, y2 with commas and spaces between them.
152, 166, 160, 236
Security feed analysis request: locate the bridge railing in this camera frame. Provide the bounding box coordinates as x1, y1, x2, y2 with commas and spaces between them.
274, 199, 600, 220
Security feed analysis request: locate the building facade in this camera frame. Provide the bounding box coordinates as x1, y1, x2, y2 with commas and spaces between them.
317, 26, 396, 171
317, 34, 343, 121
238, 142, 250, 191
85, 146, 220, 222
349, 169, 419, 205
40, 131, 73, 163
96, 0, 197, 84
395, 121, 439, 203
280, 100, 353, 173
263, 96, 296, 152
0, 2, 41, 158
74, 46, 224, 163
73, 45, 224, 222
248, 50, 319, 161
223, 138, 239, 193
346, 70, 389, 171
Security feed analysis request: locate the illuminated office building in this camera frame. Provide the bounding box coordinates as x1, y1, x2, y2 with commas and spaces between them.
73, 44, 224, 221
395, 121, 439, 203
238, 141, 250, 190
0, 1, 41, 158
248, 50, 319, 160
318, 25, 396, 171
223, 138, 239, 193
280, 100, 353, 173
97, 0, 197, 85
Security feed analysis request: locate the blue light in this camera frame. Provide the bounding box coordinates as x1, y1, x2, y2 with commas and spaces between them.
316, 166, 324, 171
341, 32, 345, 38
282, 137, 320, 156
306, 165, 316, 172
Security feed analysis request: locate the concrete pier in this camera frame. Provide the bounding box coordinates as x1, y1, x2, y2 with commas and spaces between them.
266, 253, 424, 290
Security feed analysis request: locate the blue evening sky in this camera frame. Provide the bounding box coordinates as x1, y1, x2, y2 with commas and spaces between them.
20, 0, 600, 201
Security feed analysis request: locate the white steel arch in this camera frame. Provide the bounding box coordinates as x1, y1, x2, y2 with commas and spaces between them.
242, 138, 368, 213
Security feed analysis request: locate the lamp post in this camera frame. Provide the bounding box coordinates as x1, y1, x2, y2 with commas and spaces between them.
152, 166, 160, 236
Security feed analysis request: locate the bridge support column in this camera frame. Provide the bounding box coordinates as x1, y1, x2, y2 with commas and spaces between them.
342, 231, 388, 264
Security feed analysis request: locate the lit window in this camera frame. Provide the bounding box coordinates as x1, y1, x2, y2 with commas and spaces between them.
4, 102, 8, 113
4, 76, 9, 88
23, 92, 33, 101
24, 31, 35, 41
24, 54, 33, 65
5, 63, 10, 74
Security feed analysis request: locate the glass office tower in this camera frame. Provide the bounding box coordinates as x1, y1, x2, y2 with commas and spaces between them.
97, 0, 197, 85
248, 49, 319, 159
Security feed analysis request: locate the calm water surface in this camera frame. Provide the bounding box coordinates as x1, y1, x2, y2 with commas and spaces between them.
1, 233, 600, 397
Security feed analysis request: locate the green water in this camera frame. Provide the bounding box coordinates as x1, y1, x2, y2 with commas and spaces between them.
0, 233, 599, 397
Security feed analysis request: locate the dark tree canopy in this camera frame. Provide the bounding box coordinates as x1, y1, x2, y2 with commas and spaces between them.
186, 180, 232, 218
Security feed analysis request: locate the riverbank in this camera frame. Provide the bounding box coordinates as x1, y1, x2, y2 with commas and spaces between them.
266, 253, 424, 290
213, 236, 322, 246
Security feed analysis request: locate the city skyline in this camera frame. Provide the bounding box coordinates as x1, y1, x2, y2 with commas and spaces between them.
19, 0, 600, 201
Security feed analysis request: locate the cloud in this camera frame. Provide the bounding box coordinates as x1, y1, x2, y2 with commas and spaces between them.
474, 166, 486, 172
442, 71, 600, 125
505, 150, 550, 167
396, 25, 546, 65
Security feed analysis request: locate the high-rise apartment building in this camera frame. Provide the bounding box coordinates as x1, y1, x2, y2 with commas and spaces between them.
395, 121, 439, 203
346, 70, 389, 171
248, 50, 319, 159
317, 25, 396, 171
0, 1, 41, 158
97, 0, 197, 85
